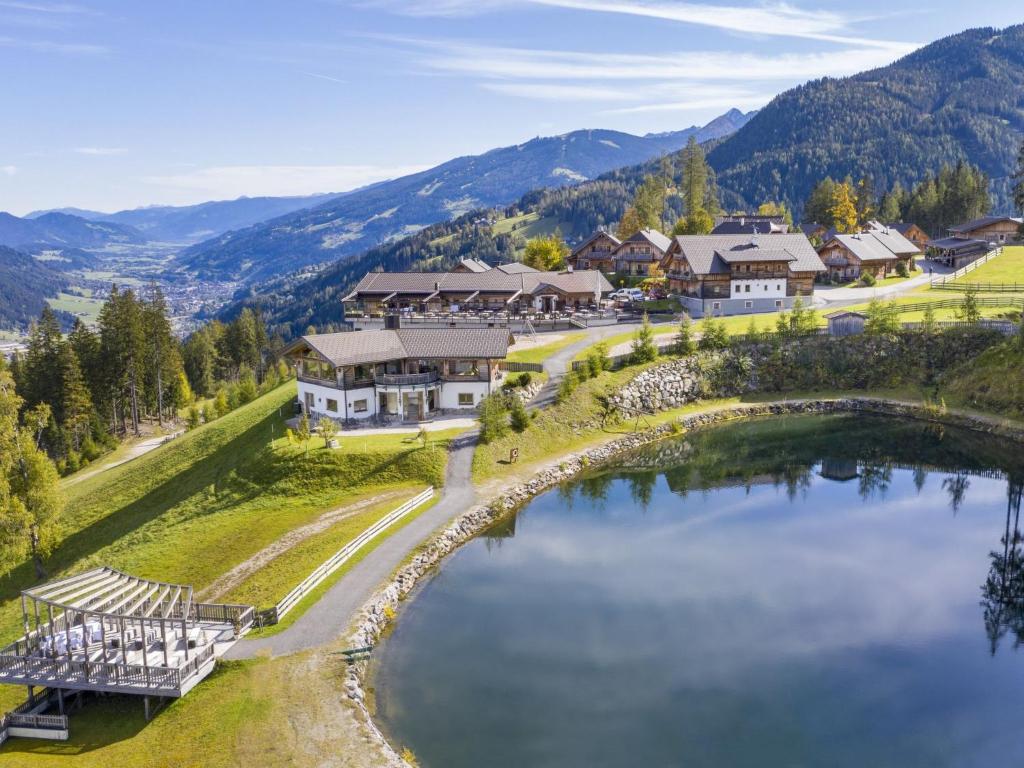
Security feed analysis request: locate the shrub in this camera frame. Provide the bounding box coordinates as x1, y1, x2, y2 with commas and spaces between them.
509, 396, 530, 433
186, 404, 202, 430
557, 370, 581, 402
80, 435, 102, 462
895, 260, 910, 278
213, 389, 230, 418
675, 314, 697, 355
860, 272, 877, 287
517, 371, 533, 388
698, 316, 728, 350
478, 394, 510, 444
585, 341, 611, 377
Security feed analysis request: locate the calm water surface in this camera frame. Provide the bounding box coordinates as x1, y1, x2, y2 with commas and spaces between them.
372, 415, 1024, 768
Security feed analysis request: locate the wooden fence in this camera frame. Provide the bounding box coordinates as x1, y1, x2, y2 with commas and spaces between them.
929, 247, 1002, 286
266, 486, 435, 623
498, 361, 544, 373
931, 282, 1024, 294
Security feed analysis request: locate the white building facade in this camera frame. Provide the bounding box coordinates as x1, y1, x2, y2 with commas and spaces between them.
286, 327, 511, 424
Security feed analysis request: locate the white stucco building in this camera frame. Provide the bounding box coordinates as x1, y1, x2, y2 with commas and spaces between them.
284, 327, 512, 423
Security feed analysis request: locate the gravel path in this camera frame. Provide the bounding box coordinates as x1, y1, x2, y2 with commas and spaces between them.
227, 429, 480, 659
531, 322, 643, 407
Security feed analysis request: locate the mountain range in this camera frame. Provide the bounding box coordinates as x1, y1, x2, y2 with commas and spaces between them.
0, 211, 145, 250
174, 110, 754, 283
27, 192, 339, 244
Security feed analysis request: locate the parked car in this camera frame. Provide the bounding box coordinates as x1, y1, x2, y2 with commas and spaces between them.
609, 288, 644, 302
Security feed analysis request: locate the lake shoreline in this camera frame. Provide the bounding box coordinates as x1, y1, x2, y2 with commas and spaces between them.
344, 396, 1024, 765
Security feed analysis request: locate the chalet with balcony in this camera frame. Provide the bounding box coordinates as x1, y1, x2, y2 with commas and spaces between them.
612, 229, 671, 276
569, 231, 620, 272
343, 267, 611, 315
285, 327, 512, 422
927, 216, 1022, 268
817, 228, 920, 281
660, 233, 825, 316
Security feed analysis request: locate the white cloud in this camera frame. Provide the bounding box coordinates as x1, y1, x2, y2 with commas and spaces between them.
372, 0, 917, 49
301, 70, 347, 85
1, 165, 17, 176
0, 1, 94, 12
143, 163, 433, 200
410, 39, 912, 83
74, 146, 127, 156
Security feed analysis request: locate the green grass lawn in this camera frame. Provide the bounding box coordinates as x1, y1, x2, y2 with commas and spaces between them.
0, 383, 455, 648
954, 245, 1024, 284
47, 291, 105, 325
507, 331, 587, 365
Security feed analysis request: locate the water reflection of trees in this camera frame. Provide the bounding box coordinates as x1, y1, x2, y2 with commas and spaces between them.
981, 479, 1024, 654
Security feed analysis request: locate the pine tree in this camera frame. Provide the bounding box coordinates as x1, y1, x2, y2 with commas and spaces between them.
681, 136, 708, 218
1013, 138, 1024, 221
630, 314, 658, 364
143, 284, 178, 426
675, 313, 696, 355
855, 177, 875, 225
803, 178, 837, 225
509, 396, 529, 433
58, 343, 93, 453
616, 206, 643, 239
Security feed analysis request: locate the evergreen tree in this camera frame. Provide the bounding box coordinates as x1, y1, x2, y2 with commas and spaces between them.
681, 136, 708, 218
855, 177, 876, 225
878, 182, 905, 222
478, 393, 509, 444
21, 306, 65, 417
1013, 138, 1024, 221
630, 314, 658, 364
803, 177, 837, 225
142, 284, 179, 426
98, 285, 147, 435
182, 326, 217, 397
58, 343, 93, 453
674, 313, 696, 356
509, 396, 529, 433
958, 284, 981, 324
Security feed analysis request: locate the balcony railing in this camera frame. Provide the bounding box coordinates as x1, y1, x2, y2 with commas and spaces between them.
374, 371, 440, 386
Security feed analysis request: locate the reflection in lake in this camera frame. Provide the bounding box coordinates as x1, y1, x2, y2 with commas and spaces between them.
372, 415, 1024, 768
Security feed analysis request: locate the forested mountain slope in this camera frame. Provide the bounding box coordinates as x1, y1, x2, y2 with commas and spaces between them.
0, 246, 69, 329
707, 24, 1024, 212
176, 112, 753, 283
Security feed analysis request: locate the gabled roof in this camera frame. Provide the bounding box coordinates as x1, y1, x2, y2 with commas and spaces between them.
456, 258, 490, 272
617, 228, 672, 254
926, 236, 992, 253
825, 229, 920, 261
492, 262, 540, 274
948, 216, 1022, 234
664, 234, 825, 275
287, 328, 512, 367
344, 267, 611, 299
571, 230, 621, 256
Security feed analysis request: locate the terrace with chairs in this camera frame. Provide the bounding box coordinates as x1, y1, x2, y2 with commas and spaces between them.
0, 567, 254, 700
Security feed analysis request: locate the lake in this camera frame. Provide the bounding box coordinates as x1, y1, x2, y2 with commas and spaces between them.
371, 415, 1024, 768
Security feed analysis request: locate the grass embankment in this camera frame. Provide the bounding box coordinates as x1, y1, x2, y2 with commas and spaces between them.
507, 332, 586, 365
942, 341, 1024, 416
954, 245, 1024, 284
0, 382, 453, 645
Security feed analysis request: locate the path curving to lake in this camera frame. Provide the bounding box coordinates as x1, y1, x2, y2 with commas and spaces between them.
227, 429, 480, 659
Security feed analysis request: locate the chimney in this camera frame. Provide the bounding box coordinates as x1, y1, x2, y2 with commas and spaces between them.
434, 281, 440, 291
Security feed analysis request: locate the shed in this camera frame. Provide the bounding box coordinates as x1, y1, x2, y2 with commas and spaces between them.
825, 310, 868, 337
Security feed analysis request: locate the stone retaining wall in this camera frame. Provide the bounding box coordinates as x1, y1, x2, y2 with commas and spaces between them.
342, 397, 1024, 765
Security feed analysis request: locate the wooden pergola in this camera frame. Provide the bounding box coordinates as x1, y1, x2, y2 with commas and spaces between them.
0, 567, 254, 718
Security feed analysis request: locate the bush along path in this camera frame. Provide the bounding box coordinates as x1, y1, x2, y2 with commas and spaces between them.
532, 322, 642, 407
227, 429, 480, 659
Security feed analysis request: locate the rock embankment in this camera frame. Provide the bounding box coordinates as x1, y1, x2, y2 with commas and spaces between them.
609, 357, 707, 413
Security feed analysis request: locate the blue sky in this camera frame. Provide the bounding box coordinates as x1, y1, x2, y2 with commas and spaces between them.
0, 1, 1020, 215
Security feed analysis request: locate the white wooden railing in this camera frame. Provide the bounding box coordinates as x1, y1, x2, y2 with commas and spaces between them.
271, 487, 435, 621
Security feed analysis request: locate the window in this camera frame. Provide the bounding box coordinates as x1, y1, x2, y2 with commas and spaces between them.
353, 365, 368, 380
744, 284, 751, 293
458, 392, 474, 406
452, 360, 478, 376
775, 300, 783, 308
712, 302, 721, 311
326, 399, 338, 413
745, 301, 753, 309
353, 399, 368, 413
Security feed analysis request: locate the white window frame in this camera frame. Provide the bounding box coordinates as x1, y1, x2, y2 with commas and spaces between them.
326, 398, 338, 413
457, 392, 474, 406
353, 399, 368, 413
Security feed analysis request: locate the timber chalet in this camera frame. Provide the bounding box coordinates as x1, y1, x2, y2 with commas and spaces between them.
659, 233, 825, 316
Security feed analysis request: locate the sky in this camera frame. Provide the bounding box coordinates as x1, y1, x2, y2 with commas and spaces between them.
0, 1, 1021, 215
